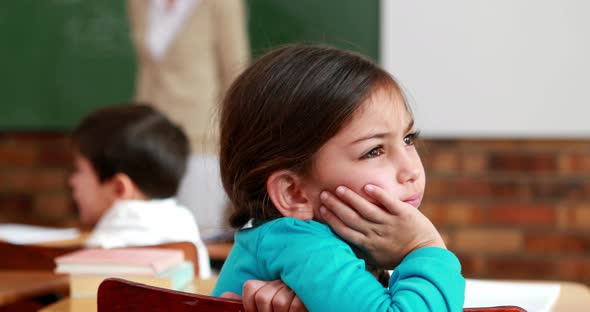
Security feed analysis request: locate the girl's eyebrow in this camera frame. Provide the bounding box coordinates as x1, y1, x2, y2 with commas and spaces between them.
405, 119, 415, 133
350, 119, 415, 145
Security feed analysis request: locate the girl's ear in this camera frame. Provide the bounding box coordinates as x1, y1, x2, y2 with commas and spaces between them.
110, 173, 146, 200
266, 170, 314, 220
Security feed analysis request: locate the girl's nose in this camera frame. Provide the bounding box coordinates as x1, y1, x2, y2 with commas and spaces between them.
395, 151, 421, 184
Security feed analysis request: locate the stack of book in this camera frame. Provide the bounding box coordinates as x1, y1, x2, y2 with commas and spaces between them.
55, 247, 194, 298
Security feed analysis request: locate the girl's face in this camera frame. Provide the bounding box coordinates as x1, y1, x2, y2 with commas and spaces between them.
303, 87, 425, 220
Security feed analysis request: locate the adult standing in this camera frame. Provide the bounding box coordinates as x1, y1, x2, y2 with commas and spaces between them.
127, 0, 250, 239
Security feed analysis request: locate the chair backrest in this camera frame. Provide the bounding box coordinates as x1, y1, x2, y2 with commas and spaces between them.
464, 308, 527, 312
143, 241, 199, 276
97, 278, 244, 312
97, 278, 526, 312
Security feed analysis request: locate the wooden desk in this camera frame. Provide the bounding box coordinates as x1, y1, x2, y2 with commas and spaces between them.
0, 270, 68, 306
37, 232, 89, 248
552, 281, 590, 311
39, 276, 218, 312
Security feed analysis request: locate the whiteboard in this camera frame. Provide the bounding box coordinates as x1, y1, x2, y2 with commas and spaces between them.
381, 0, 590, 138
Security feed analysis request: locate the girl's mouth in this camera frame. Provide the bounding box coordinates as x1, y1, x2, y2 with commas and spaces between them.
402, 193, 422, 208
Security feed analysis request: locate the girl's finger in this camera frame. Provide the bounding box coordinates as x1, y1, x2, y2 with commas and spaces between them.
242, 280, 266, 312
363, 184, 409, 215
254, 280, 286, 312
288, 295, 307, 312
271, 285, 296, 312
320, 205, 367, 246
333, 186, 389, 223
320, 191, 371, 234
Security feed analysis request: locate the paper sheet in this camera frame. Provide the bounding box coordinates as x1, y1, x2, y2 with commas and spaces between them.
464, 278, 561, 312
0, 223, 80, 244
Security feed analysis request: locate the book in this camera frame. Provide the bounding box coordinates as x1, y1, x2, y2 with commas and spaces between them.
69, 260, 194, 298
55, 248, 184, 276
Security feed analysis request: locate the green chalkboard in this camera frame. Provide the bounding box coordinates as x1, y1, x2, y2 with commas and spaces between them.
0, 0, 136, 130
248, 0, 379, 60
0, 0, 379, 130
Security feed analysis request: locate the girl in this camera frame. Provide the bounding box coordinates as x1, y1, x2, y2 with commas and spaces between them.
212, 45, 465, 311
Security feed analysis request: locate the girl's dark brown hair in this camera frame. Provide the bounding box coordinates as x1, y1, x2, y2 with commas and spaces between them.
220, 45, 405, 228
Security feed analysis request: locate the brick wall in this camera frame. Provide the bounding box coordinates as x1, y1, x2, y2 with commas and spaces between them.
0, 132, 589, 284
420, 139, 590, 285
0, 132, 77, 226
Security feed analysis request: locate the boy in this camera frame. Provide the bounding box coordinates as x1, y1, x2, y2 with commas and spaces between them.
68, 104, 211, 278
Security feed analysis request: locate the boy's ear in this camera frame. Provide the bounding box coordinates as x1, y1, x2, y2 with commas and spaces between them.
266, 170, 313, 220
111, 173, 146, 200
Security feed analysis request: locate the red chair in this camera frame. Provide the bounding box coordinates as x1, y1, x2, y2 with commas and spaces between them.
97, 278, 244, 312
98, 278, 526, 312
464, 308, 526, 312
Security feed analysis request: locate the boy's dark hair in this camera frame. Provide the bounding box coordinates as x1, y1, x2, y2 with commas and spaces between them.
219, 45, 405, 229
73, 104, 190, 199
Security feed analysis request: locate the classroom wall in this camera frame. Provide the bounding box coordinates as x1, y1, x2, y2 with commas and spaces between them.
381, 0, 590, 138
1, 133, 589, 285
378, 0, 590, 284
0, 133, 76, 226
420, 139, 590, 284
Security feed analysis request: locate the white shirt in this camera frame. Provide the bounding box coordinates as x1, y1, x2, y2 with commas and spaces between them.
85, 198, 211, 279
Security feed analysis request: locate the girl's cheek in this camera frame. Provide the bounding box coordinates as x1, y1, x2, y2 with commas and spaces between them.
353, 175, 396, 204
367, 171, 394, 190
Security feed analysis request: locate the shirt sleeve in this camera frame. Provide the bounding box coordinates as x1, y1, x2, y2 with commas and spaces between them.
258, 219, 465, 312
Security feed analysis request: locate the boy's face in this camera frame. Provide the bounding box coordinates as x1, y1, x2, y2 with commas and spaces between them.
69, 153, 117, 226
304, 87, 426, 221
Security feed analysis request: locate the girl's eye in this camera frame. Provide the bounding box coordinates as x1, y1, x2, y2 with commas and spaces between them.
362, 146, 384, 159
403, 131, 421, 146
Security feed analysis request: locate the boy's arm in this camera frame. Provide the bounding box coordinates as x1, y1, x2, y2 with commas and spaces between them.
260, 219, 465, 312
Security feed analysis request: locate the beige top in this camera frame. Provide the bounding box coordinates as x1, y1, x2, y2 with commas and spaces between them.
128, 0, 250, 153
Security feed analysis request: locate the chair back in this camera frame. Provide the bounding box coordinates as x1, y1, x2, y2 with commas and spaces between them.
97, 278, 527, 312
464, 307, 527, 312
144, 241, 199, 276
97, 278, 244, 312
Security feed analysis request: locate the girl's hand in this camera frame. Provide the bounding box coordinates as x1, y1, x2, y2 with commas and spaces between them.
319, 184, 445, 269
221, 280, 307, 312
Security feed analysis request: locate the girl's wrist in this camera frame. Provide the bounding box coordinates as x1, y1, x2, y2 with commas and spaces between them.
407, 237, 447, 256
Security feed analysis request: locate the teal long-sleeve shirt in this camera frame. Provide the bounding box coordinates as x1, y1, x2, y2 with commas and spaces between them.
212, 218, 465, 311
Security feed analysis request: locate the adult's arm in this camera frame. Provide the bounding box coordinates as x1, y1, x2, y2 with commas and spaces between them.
212, 0, 251, 91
